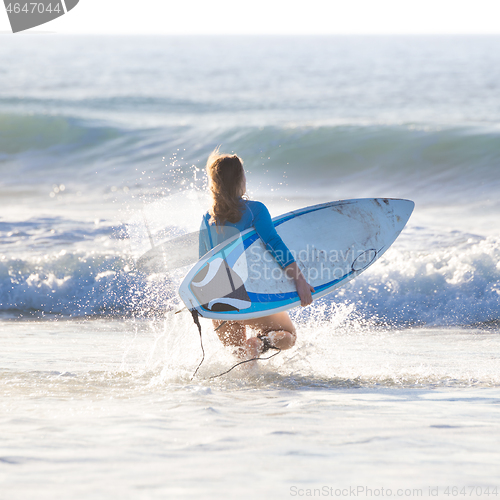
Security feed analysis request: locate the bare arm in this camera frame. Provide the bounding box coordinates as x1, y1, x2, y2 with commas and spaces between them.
284, 262, 315, 307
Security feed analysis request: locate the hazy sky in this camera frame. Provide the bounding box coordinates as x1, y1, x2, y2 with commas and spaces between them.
1, 0, 500, 34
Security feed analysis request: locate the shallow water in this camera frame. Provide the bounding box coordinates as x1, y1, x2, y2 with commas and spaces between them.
2, 319, 500, 498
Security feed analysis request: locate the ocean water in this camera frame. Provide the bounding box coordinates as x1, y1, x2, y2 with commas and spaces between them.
1, 35, 500, 498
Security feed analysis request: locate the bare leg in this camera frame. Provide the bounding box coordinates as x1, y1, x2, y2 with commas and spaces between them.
242, 311, 296, 351
212, 311, 296, 359
212, 320, 247, 358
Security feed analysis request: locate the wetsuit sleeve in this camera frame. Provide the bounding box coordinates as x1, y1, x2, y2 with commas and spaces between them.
251, 202, 295, 269
199, 215, 213, 258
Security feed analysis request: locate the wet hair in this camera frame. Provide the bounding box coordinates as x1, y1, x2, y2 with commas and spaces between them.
206, 148, 245, 226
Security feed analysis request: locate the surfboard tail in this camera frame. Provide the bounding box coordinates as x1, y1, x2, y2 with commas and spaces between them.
191, 258, 251, 313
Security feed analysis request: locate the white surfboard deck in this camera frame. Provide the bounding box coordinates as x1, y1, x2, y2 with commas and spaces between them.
178, 198, 414, 320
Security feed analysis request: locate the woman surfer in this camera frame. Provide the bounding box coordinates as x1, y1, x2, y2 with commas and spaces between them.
199, 148, 314, 361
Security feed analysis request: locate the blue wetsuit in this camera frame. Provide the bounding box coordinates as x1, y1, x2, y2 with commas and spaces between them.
199, 199, 295, 269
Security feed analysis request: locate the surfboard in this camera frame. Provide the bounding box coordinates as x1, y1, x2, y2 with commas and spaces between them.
178, 198, 414, 320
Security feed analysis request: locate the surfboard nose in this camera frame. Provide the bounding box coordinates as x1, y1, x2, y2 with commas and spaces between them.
387, 198, 415, 232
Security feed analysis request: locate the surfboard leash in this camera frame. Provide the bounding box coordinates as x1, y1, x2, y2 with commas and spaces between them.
190, 309, 205, 379
208, 348, 281, 379
188, 309, 281, 379
189, 310, 226, 379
